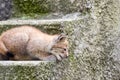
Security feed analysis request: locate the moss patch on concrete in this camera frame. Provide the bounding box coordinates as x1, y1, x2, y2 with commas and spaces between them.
0, 0, 120, 79
12, 0, 92, 18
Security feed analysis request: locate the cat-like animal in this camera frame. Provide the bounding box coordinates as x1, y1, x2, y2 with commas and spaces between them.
0, 26, 69, 61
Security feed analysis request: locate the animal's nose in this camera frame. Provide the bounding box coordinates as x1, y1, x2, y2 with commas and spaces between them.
65, 53, 69, 58
65, 56, 68, 58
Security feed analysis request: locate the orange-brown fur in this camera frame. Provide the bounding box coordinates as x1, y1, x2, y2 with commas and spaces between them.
0, 26, 68, 61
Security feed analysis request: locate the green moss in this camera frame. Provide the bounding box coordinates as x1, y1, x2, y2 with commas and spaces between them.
0, 25, 62, 35
13, 0, 51, 14
12, 13, 50, 20
12, 66, 36, 79
12, 0, 51, 18
12, 0, 91, 18
0, 64, 54, 80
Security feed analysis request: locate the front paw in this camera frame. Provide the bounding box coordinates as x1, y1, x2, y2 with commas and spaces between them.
55, 53, 68, 61
42, 55, 57, 61
55, 54, 62, 61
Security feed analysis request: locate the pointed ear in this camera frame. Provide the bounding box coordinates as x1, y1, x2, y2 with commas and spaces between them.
54, 33, 67, 43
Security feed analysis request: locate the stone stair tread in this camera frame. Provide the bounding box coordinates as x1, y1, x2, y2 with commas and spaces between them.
0, 19, 78, 25
0, 61, 49, 66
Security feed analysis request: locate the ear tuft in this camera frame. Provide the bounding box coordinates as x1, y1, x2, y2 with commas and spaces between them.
57, 33, 67, 42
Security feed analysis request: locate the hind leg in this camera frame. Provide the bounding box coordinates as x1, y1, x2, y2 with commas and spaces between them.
0, 40, 8, 55
0, 40, 15, 60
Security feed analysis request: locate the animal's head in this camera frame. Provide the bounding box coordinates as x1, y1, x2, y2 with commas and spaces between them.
50, 33, 69, 61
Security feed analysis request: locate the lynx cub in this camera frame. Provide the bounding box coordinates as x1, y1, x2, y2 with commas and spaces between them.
0, 26, 69, 61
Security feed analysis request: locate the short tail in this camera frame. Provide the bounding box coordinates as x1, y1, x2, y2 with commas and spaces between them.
0, 40, 14, 60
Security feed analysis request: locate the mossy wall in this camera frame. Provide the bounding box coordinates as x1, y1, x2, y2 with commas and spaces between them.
0, 0, 120, 80
12, 0, 91, 17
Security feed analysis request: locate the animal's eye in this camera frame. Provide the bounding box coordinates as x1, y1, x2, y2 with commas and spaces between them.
63, 48, 67, 51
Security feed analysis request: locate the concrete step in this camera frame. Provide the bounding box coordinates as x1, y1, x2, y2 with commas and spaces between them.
0, 19, 78, 25
0, 61, 49, 66
0, 12, 83, 25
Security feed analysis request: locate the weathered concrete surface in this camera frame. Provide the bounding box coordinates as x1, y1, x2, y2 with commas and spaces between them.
13, 0, 91, 15
0, 0, 120, 80
0, 19, 80, 25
